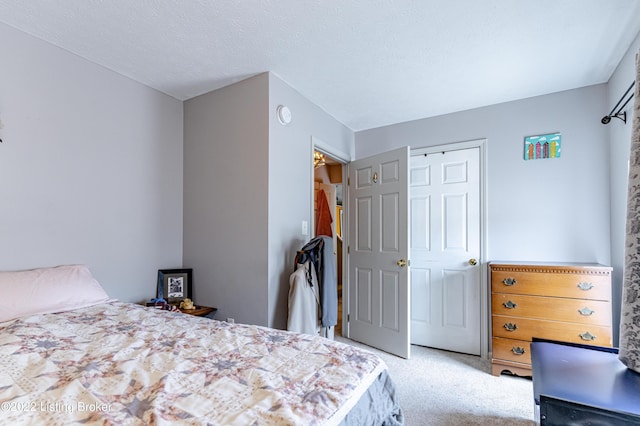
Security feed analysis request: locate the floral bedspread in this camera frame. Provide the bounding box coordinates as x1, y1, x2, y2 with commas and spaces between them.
0, 301, 386, 425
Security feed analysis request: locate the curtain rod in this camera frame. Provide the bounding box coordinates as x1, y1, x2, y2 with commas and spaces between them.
601, 80, 635, 124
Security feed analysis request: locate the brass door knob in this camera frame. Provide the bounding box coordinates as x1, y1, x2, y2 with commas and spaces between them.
468, 258, 478, 266
397, 259, 407, 268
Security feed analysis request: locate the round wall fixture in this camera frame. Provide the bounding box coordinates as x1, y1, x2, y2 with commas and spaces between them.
277, 105, 292, 125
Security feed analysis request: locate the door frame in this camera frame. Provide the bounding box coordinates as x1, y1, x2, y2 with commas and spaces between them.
310, 136, 351, 337
310, 136, 488, 359
411, 138, 488, 359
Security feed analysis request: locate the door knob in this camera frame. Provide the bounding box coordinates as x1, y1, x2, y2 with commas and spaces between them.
468, 258, 478, 266
397, 259, 408, 268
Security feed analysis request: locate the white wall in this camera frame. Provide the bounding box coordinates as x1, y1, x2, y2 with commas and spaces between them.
356, 85, 611, 265
183, 74, 270, 326
267, 73, 353, 329
0, 22, 184, 302
608, 31, 640, 345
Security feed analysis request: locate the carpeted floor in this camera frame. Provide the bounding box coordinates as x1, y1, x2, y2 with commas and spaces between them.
337, 336, 536, 425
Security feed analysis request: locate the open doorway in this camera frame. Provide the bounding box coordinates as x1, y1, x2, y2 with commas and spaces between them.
313, 150, 344, 335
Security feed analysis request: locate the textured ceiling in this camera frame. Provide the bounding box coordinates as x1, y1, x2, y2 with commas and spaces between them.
1, 0, 639, 131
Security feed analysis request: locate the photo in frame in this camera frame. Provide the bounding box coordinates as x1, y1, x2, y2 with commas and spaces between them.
157, 268, 192, 304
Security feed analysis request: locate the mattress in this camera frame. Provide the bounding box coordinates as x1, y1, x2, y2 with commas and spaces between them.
0, 301, 402, 425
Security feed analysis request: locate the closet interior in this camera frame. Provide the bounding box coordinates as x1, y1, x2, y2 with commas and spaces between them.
313, 151, 343, 335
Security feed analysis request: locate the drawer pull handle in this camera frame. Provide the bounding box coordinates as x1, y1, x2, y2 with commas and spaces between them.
502, 278, 517, 286
578, 307, 595, 316
579, 331, 596, 341
577, 282, 594, 291
503, 322, 518, 332
511, 346, 526, 356
503, 300, 517, 309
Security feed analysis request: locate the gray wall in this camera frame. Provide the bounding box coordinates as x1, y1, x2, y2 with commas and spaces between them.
183, 74, 270, 326
355, 85, 614, 342
267, 73, 353, 329
607, 31, 640, 345
356, 85, 611, 264
183, 72, 353, 328
4, 16, 636, 342
0, 22, 184, 302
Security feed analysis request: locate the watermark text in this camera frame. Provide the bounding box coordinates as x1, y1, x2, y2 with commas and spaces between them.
1, 400, 113, 413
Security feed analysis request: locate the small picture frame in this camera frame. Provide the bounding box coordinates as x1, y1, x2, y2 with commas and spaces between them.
524, 132, 561, 160
157, 268, 192, 304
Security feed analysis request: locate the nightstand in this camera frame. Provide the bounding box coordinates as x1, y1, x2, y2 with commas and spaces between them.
179, 305, 217, 318
531, 339, 640, 424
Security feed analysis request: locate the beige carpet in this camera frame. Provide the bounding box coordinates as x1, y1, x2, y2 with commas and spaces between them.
337, 336, 536, 426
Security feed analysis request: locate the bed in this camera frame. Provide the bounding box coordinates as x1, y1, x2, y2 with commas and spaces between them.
0, 265, 403, 425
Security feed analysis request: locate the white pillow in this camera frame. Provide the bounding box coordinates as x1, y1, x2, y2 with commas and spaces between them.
0, 264, 111, 322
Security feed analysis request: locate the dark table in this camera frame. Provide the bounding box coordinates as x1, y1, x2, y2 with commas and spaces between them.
531, 339, 640, 425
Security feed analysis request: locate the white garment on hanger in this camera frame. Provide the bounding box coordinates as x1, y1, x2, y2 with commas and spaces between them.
287, 261, 320, 335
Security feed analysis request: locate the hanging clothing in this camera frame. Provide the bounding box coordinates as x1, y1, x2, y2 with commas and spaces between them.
296, 236, 337, 328
287, 260, 320, 335
315, 189, 333, 237
317, 236, 337, 328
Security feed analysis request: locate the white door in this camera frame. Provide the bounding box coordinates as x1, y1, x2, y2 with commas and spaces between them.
410, 147, 481, 355
347, 147, 410, 359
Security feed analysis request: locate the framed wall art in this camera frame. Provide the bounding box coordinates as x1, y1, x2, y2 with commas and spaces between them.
156, 268, 192, 304
524, 132, 561, 160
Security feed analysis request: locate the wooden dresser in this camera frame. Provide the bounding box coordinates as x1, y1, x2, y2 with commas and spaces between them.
490, 262, 612, 376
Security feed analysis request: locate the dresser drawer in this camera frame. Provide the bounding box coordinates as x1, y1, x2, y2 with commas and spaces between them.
491, 294, 612, 326
492, 337, 531, 365
492, 315, 613, 346
490, 262, 613, 376
491, 269, 611, 300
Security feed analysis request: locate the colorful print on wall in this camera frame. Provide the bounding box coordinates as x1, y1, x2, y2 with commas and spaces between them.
524, 132, 561, 160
